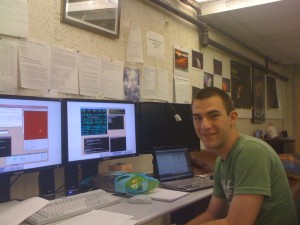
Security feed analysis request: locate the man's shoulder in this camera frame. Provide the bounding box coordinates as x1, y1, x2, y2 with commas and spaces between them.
233, 134, 277, 158
239, 134, 270, 148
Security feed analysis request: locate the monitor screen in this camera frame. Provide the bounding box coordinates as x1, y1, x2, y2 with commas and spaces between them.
64, 99, 138, 163
0, 95, 62, 176
138, 102, 200, 154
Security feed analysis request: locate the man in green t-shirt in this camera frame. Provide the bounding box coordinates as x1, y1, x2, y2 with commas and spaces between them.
186, 87, 298, 225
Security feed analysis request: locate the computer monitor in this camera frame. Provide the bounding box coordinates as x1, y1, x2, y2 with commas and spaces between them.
63, 98, 138, 166
0, 95, 62, 202
137, 102, 200, 154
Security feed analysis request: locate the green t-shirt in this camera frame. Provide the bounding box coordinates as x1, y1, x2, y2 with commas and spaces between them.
213, 134, 298, 225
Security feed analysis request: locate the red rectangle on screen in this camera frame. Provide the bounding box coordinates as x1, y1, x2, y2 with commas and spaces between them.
24, 111, 48, 140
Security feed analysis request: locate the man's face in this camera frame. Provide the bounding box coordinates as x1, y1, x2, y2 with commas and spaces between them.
192, 96, 236, 151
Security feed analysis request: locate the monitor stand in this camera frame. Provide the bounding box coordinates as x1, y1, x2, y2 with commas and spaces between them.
38, 169, 56, 200
0, 176, 10, 203
64, 164, 79, 196
80, 160, 99, 192
81, 160, 99, 180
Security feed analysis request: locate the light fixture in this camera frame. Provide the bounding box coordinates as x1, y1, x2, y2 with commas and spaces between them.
195, 0, 216, 3
197, 0, 281, 15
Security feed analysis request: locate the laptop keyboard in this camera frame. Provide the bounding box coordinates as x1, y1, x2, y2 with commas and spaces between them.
160, 177, 214, 191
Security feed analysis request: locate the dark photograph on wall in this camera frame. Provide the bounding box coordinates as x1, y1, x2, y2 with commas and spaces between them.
174, 48, 189, 72
123, 66, 141, 102
222, 78, 230, 93
267, 76, 279, 109
192, 50, 203, 70
213, 59, 222, 76
252, 67, 265, 123
204, 72, 214, 87
230, 60, 252, 109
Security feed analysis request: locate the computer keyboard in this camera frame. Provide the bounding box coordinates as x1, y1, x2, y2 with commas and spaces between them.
160, 177, 214, 191
170, 177, 213, 186
26, 189, 122, 225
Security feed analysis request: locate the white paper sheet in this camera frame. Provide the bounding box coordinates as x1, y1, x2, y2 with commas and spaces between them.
146, 31, 165, 59
56, 210, 135, 225
127, 27, 144, 63
100, 58, 123, 99
147, 188, 189, 202
0, 0, 28, 38
0, 37, 18, 91
142, 66, 156, 100
50, 45, 78, 94
156, 69, 170, 102
174, 76, 191, 104
78, 52, 101, 97
0, 197, 49, 225
19, 39, 50, 91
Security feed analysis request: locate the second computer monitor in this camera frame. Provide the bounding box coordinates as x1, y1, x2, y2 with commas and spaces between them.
63, 99, 138, 164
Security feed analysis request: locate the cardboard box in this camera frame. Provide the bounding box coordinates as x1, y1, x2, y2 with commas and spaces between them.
108, 163, 132, 172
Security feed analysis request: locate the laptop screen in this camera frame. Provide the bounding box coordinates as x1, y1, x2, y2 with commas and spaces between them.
154, 148, 194, 182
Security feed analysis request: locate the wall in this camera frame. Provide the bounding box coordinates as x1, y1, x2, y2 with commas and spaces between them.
2, 0, 295, 199
286, 64, 300, 153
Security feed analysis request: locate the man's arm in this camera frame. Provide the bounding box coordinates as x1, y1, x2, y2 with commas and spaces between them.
185, 194, 264, 225
185, 196, 228, 225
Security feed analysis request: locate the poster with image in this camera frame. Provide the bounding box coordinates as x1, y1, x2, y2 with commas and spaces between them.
174, 46, 189, 79
230, 60, 251, 109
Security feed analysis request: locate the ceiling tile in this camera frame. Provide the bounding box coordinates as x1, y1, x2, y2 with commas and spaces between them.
198, 0, 300, 64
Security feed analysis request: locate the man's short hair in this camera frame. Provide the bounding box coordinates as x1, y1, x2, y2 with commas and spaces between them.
192, 87, 235, 115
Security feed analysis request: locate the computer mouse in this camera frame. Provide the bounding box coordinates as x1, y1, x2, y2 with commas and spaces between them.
128, 194, 153, 204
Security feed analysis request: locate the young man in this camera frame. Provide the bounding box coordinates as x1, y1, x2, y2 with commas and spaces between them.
186, 87, 298, 225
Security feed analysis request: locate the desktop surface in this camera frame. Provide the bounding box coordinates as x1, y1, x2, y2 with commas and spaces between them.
101, 188, 213, 224
16, 188, 212, 225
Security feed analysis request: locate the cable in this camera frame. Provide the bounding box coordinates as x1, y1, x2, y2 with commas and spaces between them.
168, 102, 182, 122
10, 174, 21, 186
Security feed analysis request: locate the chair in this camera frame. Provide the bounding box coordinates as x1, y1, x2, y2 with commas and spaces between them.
190, 149, 217, 175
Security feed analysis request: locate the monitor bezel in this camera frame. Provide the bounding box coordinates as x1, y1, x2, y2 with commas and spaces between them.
62, 98, 139, 165
0, 94, 63, 177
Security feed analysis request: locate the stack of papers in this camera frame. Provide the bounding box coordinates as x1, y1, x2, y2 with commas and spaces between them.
147, 188, 189, 202
0, 197, 49, 225
56, 210, 137, 225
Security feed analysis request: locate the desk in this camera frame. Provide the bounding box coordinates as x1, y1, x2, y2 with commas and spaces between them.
17, 188, 212, 225
102, 188, 212, 225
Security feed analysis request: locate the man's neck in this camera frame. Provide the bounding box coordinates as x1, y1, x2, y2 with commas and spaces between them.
215, 130, 240, 160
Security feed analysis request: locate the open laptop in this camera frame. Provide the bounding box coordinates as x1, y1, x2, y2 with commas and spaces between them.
153, 148, 214, 192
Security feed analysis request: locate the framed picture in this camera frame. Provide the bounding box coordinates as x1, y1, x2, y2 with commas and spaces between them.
213, 58, 222, 76
266, 75, 279, 109
191, 50, 203, 70
230, 60, 252, 109
61, 0, 121, 38
252, 67, 265, 123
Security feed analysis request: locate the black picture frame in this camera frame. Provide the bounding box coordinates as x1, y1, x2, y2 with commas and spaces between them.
61, 0, 121, 39
252, 67, 265, 123
230, 60, 252, 109
266, 75, 279, 109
